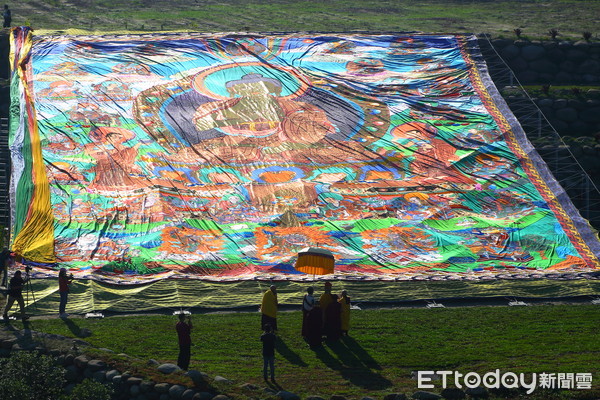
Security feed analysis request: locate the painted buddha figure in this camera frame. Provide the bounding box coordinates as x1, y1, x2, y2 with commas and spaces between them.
190, 73, 337, 163
135, 62, 394, 195
136, 60, 392, 165
193, 73, 333, 139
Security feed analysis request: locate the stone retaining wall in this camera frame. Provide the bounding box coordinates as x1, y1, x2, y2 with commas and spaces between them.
490, 38, 600, 85
489, 38, 600, 140
0, 30, 9, 118
0, 331, 226, 400
502, 94, 600, 186
527, 96, 600, 137
0, 328, 487, 400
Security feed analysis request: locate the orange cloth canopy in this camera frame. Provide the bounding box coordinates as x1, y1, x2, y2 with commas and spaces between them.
295, 247, 335, 275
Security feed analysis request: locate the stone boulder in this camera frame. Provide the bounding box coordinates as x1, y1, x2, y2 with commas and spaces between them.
577, 60, 600, 75
276, 390, 301, 400
529, 59, 558, 74
440, 388, 466, 399
214, 376, 232, 384
140, 381, 155, 393
64, 365, 79, 383
63, 353, 75, 365
192, 393, 213, 400
499, 45, 519, 61
517, 71, 538, 84
157, 363, 181, 374
240, 383, 259, 391
153, 382, 171, 393
508, 58, 528, 72
87, 359, 107, 371
521, 45, 545, 61
73, 355, 90, 368
465, 386, 488, 398
384, 394, 408, 400
182, 389, 197, 400
92, 370, 106, 383
186, 370, 210, 389
566, 49, 587, 61
411, 391, 442, 400
555, 107, 578, 122
169, 384, 187, 400
580, 107, 600, 123
129, 384, 141, 397
127, 377, 143, 386
105, 369, 120, 381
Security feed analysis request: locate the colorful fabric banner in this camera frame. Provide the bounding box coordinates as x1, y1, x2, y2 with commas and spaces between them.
9, 28, 600, 283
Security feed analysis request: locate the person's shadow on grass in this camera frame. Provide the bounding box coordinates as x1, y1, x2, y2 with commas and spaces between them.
313, 336, 392, 390
275, 336, 307, 366
312, 343, 343, 369
60, 316, 87, 338
22, 319, 31, 336
3, 319, 37, 350
340, 335, 382, 370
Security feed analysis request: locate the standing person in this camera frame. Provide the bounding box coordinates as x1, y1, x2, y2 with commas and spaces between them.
2, 5, 10, 28
0, 249, 12, 288
260, 285, 278, 331
260, 323, 276, 381
324, 294, 342, 341
2, 270, 29, 321
339, 290, 351, 336
305, 302, 323, 348
301, 286, 315, 337
176, 314, 193, 370
319, 281, 333, 326
58, 268, 73, 318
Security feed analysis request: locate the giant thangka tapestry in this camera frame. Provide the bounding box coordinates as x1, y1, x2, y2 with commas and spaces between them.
9, 27, 600, 283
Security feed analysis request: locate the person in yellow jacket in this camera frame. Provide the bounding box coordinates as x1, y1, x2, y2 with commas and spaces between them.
319, 281, 334, 326
261, 285, 278, 331
339, 290, 351, 336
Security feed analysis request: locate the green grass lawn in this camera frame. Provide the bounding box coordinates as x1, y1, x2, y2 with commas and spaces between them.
7, 305, 600, 399
8, 0, 600, 40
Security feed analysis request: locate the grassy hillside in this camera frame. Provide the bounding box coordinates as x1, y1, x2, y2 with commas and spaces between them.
8, 0, 600, 39
4, 305, 599, 398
